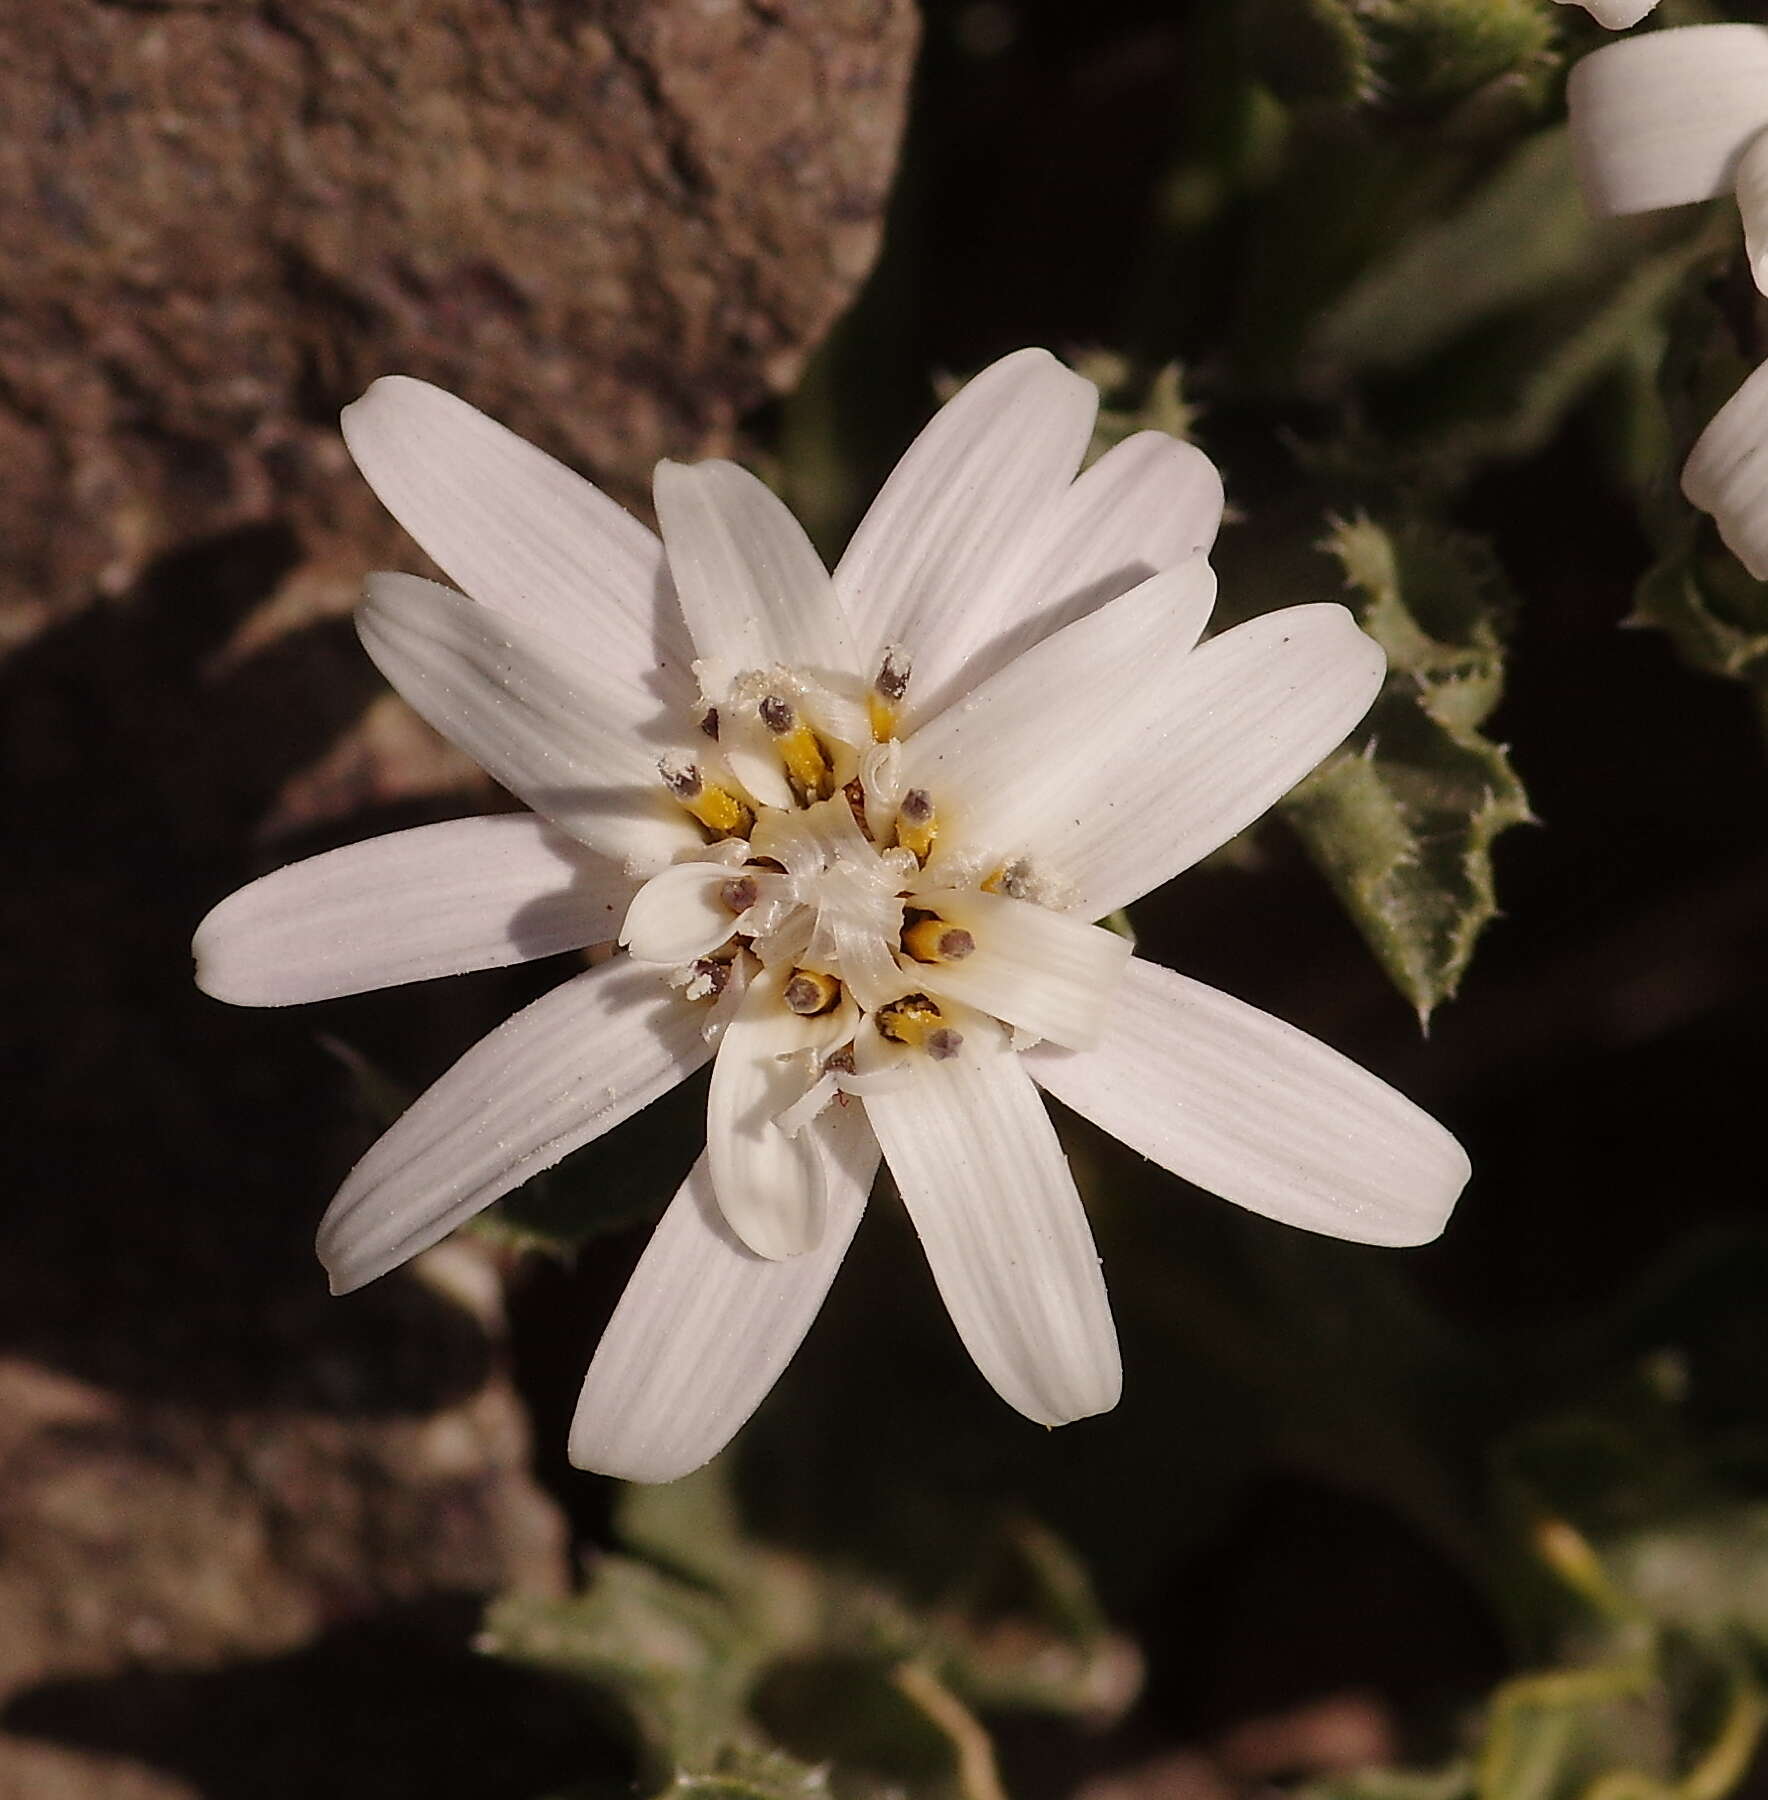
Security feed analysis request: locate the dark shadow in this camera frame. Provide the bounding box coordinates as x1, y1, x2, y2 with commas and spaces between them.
2, 1596, 630, 1800
1, 520, 544, 1417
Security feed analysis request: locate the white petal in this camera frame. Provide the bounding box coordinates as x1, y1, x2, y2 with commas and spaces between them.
194, 814, 635, 1006
924, 429, 1226, 717
1682, 356, 1768, 579
705, 966, 838, 1259
653, 460, 859, 682
906, 568, 1382, 918
568, 1101, 877, 1483
1025, 958, 1469, 1248
620, 862, 747, 966
359, 573, 703, 873
834, 349, 1098, 730
1735, 129, 1768, 297
863, 1013, 1120, 1427
1568, 25, 1768, 217
341, 376, 693, 682
1554, 0, 1661, 27
318, 958, 710, 1293
908, 888, 1133, 1050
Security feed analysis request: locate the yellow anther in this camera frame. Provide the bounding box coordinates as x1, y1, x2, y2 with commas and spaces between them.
869, 646, 911, 741
781, 725, 835, 802
659, 758, 754, 839
760, 695, 835, 803
895, 788, 937, 864
783, 969, 842, 1016
901, 914, 975, 964
981, 857, 1033, 899
875, 991, 945, 1048
686, 783, 753, 837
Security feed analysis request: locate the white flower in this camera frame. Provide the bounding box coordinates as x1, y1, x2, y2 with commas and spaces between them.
1554, 0, 1660, 32
1568, 25, 1768, 574
1568, 25, 1768, 243
194, 349, 1470, 1483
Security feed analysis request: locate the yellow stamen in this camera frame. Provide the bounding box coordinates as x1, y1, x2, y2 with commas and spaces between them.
896, 788, 937, 864
685, 783, 753, 837
780, 724, 834, 802
760, 695, 835, 803
870, 646, 911, 742
783, 969, 842, 1016
659, 758, 754, 838
981, 857, 1033, 899
875, 992, 944, 1048
902, 914, 975, 964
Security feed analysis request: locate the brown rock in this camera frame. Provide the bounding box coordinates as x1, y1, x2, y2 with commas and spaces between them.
0, 4, 915, 1793
0, 0, 917, 641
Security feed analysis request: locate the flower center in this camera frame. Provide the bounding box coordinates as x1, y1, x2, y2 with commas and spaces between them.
622, 651, 991, 1086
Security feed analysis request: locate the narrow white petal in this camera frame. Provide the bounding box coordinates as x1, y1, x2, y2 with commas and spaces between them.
1568, 25, 1768, 217
835, 349, 1098, 729
318, 959, 710, 1293
1554, 0, 1660, 27
358, 573, 703, 873
569, 1102, 876, 1483
705, 966, 838, 1259
195, 815, 635, 1006
1025, 958, 1469, 1248
864, 1014, 1120, 1427
1736, 130, 1768, 297
1683, 356, 1768, 579
653, 459, 859, 682
620, 862, 747, 966
908, 888, 1133, 1050
341, 376, 693, 683
927, 430, 1226, 716
906, 568, 1381, 918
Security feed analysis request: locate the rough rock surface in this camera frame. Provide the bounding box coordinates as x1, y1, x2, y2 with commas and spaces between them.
0, 0, 915, 643
1, 2, 915, 1793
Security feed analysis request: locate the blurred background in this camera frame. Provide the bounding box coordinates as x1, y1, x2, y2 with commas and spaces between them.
5, 1, 1768, 1796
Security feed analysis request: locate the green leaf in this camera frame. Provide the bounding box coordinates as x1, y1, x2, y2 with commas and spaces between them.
1302, 1766, 1473, 1800
482, 1558, 765, 1774
487, 1457, 1138, 1797
1303, 129, 1717, 485
657, 1750, 833, 1800
1282, 512, 1532, 1023
1072, 354, 1200, 460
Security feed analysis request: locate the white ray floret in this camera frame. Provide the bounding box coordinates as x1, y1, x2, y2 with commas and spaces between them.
1683, 358, 1768, 581
194, 348, 1471, 1483
1554, 0, 1660, 33
1569, 26, 1768, 219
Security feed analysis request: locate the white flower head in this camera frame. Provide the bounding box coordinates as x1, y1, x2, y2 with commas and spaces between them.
1566, 26, 1768, 575
194, 349, 1470, 1483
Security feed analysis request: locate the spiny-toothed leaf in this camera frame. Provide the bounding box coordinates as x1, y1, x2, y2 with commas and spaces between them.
1634, 269, 1768, 735
1071, 353, 1200, 461
931, 1517, 1140, 1722
1283, 512, 1533, 1023
482, 1562, 764, 1774
1243, 0, 1372, 107
1634, 517, 1768, 730
657, 1750, 833, 1800
1358, 0, 1555, 116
